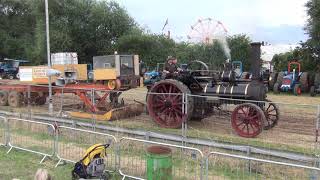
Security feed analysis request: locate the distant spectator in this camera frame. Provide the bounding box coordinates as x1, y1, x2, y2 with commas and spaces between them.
34, 169, 52, 180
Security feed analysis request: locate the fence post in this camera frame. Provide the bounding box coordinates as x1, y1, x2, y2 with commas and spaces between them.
115, 141, 121, 171
58, 87, 64, 118
145, 131, 150, 141
316, 105, 320, 143
53, 123, 58, 157
310, 155, 320, 180
205, 156, 209, 180
247, 146, 252, 173
91, 88, 96, 132
182, 93, 187, 147
4, 117, 9, 146
27, 85, 31, 120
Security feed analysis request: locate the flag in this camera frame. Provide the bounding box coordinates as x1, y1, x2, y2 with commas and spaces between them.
162, 18, 168, 31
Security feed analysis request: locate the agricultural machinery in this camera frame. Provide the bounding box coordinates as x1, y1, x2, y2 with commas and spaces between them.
0, 54, 145, 121
143, 63, 165, 88
146, 43, 279, 138
0, 58, 29, 79
144, 63, 188, 88
273, 62, 309, 95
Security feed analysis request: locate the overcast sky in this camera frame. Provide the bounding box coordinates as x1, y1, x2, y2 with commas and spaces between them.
117, 0, 309, 45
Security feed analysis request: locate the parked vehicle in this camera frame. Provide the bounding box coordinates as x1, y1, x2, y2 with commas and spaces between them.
0, 58, 29, 79
273, 61, 309, 95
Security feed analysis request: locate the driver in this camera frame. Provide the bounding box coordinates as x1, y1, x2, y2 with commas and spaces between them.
164, 56, 180, 74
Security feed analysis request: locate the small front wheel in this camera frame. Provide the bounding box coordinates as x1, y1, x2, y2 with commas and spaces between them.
293, 84, 302, 96
231, 103, 266, 138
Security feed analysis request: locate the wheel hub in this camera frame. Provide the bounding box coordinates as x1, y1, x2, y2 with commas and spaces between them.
164, 100, 172, 108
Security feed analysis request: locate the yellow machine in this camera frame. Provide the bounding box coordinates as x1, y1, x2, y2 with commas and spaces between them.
72, 143, 110, 179
92, 55, 141, 90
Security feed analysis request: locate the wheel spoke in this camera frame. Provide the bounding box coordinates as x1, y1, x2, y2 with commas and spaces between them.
236, 121, 245, 127
152, 103, 164, 108
251, 119, 260, 129
248, 114, 258, 120
168, 85, 173, 93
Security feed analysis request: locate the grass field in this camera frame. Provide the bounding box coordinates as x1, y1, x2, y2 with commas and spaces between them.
0, 147, 73, 180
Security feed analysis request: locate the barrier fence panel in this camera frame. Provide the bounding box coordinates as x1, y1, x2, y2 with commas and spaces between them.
0, 116, 6, 146
55, 126, 118, 172
205, 151, 320, 180
6, 118, 56, 163
185, 94, 319, 158
118, 137, 204, 180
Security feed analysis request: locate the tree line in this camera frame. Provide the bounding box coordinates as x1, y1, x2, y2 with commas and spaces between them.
0, 0, 253, 70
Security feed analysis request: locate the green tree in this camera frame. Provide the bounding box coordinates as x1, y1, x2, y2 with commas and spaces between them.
116, 32, 176, 68
0, 0, 34, 60
0, 0, 136, 64
305, 0, 320, 58
228, 34, 251, 71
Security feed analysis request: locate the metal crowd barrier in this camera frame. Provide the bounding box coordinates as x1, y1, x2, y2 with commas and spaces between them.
118, 137, 204, 180
2, 116, 320, 180
205, 151, 320, 180
0, 116, 7, 146
6, 118, 56, 163
55, 125, 118, 172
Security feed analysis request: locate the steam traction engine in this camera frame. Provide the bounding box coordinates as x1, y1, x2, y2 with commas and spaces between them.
146, 43, 279, 138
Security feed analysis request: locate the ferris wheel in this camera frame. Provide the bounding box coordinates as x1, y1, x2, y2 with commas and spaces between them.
187, 18, 228, 44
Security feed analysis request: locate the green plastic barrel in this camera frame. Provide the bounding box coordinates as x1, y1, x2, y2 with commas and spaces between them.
146, 145, 172, 180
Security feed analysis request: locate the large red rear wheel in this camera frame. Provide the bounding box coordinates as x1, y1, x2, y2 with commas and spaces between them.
231, 103, 265, 138
147, 79, 193, 128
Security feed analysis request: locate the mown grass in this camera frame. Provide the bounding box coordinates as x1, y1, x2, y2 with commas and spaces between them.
0, 147, 122, 180
0, 147, 73, 180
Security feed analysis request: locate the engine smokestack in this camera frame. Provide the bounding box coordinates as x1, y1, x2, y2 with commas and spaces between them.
250, 42, 262, 81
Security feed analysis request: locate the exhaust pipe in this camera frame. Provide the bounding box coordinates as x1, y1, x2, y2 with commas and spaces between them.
249, 42, 262, 81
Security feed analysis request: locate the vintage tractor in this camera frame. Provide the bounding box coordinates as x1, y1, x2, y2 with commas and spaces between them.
143, 63, 165, 88
146, 43, 279, 138
144, 62, 189, 89
273, 61, 309, 95
92, 55, 142, 90
0, 58, 29, 79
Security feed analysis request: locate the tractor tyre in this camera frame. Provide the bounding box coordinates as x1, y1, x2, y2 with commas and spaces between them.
310, 86, 316, 97
147, 79, 193, 128
273, 83, 280, 94
268, 72, 278, 90
8, 91, 23, 107
294, 84, 302, 96
9, 75, 14, 80
315, 73, 320, 87
0, 91, 8, 106
299, 72, 309, 92
276, 72, 284, 83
